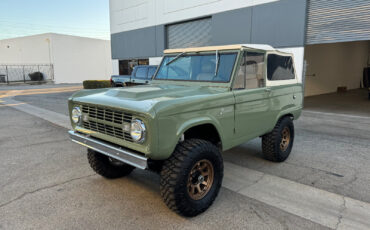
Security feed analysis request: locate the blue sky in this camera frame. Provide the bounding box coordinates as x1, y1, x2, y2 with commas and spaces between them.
0, 0, 110, 40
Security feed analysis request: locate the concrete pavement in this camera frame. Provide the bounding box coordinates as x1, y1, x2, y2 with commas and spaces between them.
0, 106, 325, 230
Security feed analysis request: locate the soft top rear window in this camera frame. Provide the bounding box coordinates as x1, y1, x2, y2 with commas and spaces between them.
267, 54, 295, 81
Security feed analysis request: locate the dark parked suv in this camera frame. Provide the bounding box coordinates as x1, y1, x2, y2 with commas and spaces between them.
111, 65, 157, 87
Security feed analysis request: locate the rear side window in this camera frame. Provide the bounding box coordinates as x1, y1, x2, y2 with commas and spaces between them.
135, 67, 147, 79
267, 54, 295, 81
147, 67, 156, 79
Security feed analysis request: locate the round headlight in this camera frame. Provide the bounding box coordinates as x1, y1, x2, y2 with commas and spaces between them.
72, 106, 82, 124
130, 119, 146, 143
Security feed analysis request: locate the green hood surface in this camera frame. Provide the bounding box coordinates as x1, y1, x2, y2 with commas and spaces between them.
70, 84, 232, 117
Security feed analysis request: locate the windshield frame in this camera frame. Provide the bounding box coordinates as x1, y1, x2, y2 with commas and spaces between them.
152, 50, 240, 85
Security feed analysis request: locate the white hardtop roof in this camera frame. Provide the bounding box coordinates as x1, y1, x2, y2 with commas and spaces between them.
163, 44, 284, 54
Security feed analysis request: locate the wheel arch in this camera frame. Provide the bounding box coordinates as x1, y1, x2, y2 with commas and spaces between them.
177, 118, 224, 149
274, 109, 299, 125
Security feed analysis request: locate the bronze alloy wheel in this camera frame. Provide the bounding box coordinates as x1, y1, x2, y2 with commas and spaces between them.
187, 159, 214, 200
280, 127, 291, 152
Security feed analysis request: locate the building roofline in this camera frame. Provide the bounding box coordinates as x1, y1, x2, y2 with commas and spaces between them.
0, 33, 110, 42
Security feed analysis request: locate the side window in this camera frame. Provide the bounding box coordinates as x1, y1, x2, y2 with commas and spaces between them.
267, 54, 295, 81
233, 52, 265, 90
147, 67, 156, 79
135, 67, 147, 79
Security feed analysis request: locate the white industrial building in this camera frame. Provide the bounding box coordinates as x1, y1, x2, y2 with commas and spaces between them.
0, 33, 112, 84
109, 0, 370, 98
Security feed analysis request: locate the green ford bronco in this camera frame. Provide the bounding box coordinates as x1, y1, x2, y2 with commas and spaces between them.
69, 44, 303, 216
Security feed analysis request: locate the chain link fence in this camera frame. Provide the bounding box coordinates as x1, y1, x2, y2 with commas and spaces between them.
0, 64, 54, 84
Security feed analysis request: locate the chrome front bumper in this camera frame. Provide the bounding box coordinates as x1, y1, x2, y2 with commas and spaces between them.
68, 130, 147, 169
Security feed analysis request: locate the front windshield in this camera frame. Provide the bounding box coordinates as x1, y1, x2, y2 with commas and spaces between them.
155, 52, 237, 82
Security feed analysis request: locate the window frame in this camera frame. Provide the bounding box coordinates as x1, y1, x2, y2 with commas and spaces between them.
231, 50, 267, 91
265, 51, 298, 87
134, 67, 149, 79
153, 51, 239, 83
147, 67, 157, 79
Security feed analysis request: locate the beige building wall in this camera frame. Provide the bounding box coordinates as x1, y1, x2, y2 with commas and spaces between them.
304, 41, 370, 97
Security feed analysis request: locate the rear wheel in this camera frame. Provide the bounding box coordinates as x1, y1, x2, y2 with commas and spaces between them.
160, 139, 223, 217
262, 116, 294, 162
87, 149, 135, 179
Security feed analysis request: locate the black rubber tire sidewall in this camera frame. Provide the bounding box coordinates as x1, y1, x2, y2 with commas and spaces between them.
160, 139, 223, 217
87, 149, 135, 179
262, 117, 295, 162
275, 117, 294, 161
179, 147, 223, 210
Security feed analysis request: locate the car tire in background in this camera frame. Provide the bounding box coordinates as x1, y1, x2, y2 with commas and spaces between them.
160, 139, 223, 217
87, 149, 135, 179
262, 116, 294, 162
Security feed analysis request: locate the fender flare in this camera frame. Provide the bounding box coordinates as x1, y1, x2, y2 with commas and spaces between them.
176, 117, 224, 146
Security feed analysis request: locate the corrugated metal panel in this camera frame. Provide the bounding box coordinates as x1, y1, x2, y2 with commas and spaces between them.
167, 18, 212, 49
306, 0, 370, 45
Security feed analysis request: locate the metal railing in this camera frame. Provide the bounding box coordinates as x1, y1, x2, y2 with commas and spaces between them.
0, 64, 54, 84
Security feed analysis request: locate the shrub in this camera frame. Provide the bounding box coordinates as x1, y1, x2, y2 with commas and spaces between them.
28, 72, 44, 81
83, 80, 111, 89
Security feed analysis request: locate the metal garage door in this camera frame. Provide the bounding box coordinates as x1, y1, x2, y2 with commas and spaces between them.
306, 0, 370, 45
166, 18, 212, 49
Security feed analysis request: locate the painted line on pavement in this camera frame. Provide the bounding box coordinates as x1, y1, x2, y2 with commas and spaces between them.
0, 103, 26, 107
1, 97, 71, 130
3, 97, 370, 229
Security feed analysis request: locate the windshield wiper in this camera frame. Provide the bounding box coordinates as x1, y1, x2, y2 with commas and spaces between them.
166, 52, 186, 66
214, 50, 220, 77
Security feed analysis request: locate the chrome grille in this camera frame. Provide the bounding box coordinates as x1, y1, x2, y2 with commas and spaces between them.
81, 105, 133, 142
82, 105, 132, 124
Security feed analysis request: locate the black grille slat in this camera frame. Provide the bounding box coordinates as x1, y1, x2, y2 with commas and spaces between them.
81, 105, 134, 142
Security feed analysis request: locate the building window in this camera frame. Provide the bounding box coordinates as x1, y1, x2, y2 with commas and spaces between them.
119, 59, 149, 75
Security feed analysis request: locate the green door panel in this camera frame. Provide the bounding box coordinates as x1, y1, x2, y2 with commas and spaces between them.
233, 88, 272, 145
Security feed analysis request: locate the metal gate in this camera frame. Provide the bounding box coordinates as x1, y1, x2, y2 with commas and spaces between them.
0, 64, 54, 84
306, 0, 370, 45
166, 17, 212, 49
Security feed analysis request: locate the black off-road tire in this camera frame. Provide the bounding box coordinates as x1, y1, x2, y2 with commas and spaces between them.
262, 116, 294, 162
87, 149, 135, 179
160, 139, 223, 217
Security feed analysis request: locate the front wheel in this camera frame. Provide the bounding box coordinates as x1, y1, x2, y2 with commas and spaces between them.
87, 149, 135, 179
160, 139, 223, 217
262, 116, 295, 162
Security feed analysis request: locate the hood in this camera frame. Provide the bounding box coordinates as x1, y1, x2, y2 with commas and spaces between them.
70, 84, 231, 117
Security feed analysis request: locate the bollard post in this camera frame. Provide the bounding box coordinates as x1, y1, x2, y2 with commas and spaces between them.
23, 65, 26, 82
6, 65, 9, 84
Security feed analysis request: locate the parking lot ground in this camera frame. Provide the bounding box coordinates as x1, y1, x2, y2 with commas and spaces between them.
304, 89, 370, 116
1, 85, 370, 229
0, 106, 326, 230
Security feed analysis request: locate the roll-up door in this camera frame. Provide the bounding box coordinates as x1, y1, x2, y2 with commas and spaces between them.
166, 18, 212, 49
306, 0, 370, 45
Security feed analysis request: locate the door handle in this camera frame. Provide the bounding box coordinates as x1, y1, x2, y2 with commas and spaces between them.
265, 88, 271, 93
